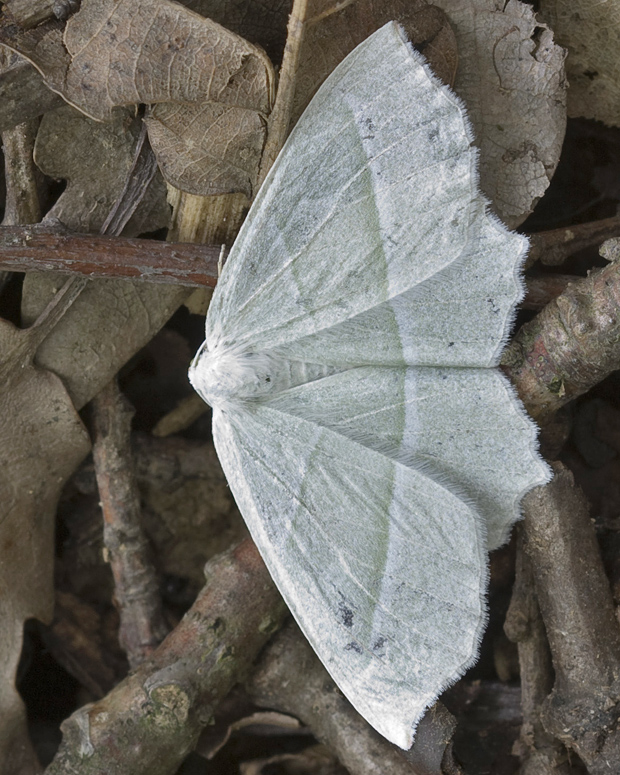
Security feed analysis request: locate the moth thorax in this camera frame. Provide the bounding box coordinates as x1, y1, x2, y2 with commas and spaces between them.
189, 345, 285, 406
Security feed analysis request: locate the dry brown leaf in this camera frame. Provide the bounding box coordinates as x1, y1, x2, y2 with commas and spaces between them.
2, 0, 272, 121
21, 276, 189, 410
63, 0, 272, 119
0, 316, 90, 773
433, 0, 567, 227
145, 100, 267, 196
24, 99, 190, 410
182, 0, 291, 64
538, 0, 620, 126
291, 0, 458, 125
0, 58, 63, 133
1, 0, 275, 196
34, 105, 169, 235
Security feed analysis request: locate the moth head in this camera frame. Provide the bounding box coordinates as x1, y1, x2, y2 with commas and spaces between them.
189, 343, 278, 406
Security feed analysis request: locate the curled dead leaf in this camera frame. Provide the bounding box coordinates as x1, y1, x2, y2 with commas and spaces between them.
433, 0, 567, 226
1, 0, 275, 196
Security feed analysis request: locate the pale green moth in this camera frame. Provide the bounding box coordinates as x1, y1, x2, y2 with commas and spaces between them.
189, 21, 550, 749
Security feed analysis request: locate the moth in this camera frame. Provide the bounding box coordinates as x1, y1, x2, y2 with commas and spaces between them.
189, 21, 550, 749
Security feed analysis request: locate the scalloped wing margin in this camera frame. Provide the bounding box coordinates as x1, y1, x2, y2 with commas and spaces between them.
213, 401, 488, 749
206, 22, 526, 360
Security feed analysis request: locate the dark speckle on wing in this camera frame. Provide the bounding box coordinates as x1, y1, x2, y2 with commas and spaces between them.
338, 600, 354, 628
373, 636, 387, 657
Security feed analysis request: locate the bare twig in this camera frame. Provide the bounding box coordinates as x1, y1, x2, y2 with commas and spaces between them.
502, 259, 620, 421
0, 221, 586, 307
307, 0, 358, 24
44, 540, 288, 775
521, 464, 620, 774
151, 393, 207, 437
526, 215, 620, 267
92, 379, 169, 669
0, 225, 223, 285
247, 621, 460, 775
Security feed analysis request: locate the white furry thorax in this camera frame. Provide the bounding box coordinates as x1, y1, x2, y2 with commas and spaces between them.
189, 344, 341, 408
189, 345, 282, 406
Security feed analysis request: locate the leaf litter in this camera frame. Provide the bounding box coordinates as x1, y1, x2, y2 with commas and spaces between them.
4, 0, 619, 772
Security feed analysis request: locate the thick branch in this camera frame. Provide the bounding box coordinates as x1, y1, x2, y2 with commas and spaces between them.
45, 540, 288, 775
502, 260, 620, 421
522, 464, 620, 774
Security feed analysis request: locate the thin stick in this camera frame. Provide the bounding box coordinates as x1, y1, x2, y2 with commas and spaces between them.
92, 379, 169, 669
256, 0, 310, 190
526, 214, 620, 267
0, 225, 223, 285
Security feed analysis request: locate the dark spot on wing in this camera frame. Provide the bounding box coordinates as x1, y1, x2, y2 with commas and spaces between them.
338, 601, 354, 628
362, 116, 375, 140
373, 636, 387, 656
488, 297, 500, 314
345, 641, 363, 654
